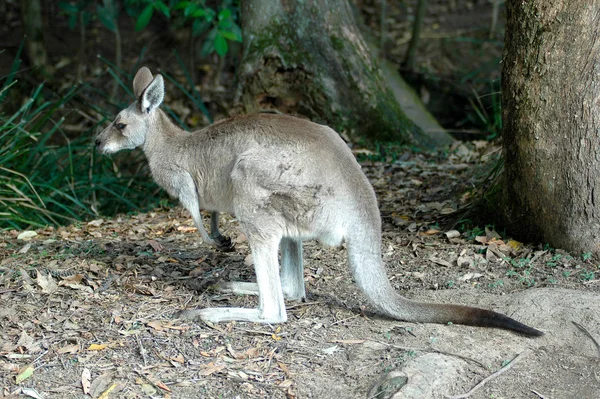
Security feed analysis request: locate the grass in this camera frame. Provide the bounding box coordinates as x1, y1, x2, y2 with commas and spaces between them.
0, 52, 168, 230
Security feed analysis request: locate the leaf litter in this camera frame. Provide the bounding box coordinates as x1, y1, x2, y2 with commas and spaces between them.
0, 142, 598, 398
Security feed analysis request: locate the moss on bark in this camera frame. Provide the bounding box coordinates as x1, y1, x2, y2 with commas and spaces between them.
236, 0, 433, 147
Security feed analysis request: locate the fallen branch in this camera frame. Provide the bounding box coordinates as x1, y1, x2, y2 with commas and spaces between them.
446, 349, 530, 399
531, 389, 551, 399
572, 321, 600, 356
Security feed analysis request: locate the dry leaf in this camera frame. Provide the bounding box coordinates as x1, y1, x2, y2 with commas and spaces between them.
20, 387, 44, 399
17, 231, 37, 241
199, 362, 226, 376
170, 354, 185, 364
36, 272, 58, 294
14, 364, 34, 384
147, 239, 164, 252
87, 219, 104, 227
57, 344, 79, 354
507, 239, 522, 251
90, 372, 114, 398
279, 380, 293, 388
444, 230, 461, 239
88, 343, 108, 351
81, 368, 91, 394
19, 243, 32, 254
147, 321, 164, 331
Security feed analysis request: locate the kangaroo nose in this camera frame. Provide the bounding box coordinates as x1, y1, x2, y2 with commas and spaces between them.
95, 138, 101, 147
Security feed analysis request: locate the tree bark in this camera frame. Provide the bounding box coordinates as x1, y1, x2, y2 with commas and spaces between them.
502, 1, 600, 255
20, 0, 48, 72
236, 0, 435, 147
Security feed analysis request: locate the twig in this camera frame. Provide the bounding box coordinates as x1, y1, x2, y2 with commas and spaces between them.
531, 389, 551, 399
572, 321, 600, 356
136, 335, 148, 366
446, 350, 530, 399
371, 340, 487, 369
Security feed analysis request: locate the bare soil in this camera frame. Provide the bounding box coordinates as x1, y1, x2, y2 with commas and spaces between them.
2, 143, 599, 399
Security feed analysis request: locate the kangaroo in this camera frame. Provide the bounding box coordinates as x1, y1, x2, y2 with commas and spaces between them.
95, 67, 543, 336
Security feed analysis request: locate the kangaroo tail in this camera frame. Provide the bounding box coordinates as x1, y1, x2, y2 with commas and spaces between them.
346, 230, 543, 337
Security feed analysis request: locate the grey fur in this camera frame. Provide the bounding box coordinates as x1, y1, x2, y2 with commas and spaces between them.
95, 67, 543, 335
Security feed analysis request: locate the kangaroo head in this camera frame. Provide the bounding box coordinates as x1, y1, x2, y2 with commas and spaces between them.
95, 67, 165, 154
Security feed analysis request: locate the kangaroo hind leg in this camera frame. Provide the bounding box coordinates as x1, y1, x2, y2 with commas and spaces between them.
177, 236, 287, 323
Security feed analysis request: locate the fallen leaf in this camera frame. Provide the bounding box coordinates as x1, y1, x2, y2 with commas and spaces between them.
88, 343, 108, 351
147, 321, 164, 331
21, 387, 44, 399
147, 240, 163, 252
458, 272, 483, 282
507, 239, 522, 251
36, 272, 58, 294
170, 354, 184, 364
141, 383, 157, 395
19, 243, 32, 254
429, 257, 452, 267
88, 219, 104, 227
98, 383, 118, 399
90, 372, 114, 398
82, 368, 91, 394
17, 231, 37, 241
444, 230, 461, 239
278, 362, 291, 375
14, 364, 34, 384
321, 345, 340, 355
199, 362, 226, 376
57, 344, 79, 354
279, 380, 293, 388
177, 226, 197, 233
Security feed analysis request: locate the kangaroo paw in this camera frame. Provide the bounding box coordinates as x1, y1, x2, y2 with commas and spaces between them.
212, 234, 235, 252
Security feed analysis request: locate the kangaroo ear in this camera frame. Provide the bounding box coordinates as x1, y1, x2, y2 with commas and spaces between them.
140, 74, 165, 114
133, 67, 154, 98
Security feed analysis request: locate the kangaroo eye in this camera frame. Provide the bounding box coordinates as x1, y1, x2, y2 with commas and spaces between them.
116, 123, 126, 130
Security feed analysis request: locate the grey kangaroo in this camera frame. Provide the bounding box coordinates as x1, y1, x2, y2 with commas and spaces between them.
96, 67, 543, 336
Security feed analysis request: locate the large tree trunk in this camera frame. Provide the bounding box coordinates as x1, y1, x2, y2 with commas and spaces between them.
236, 0, 438, 147
21, 0, 48, 72
502, 1, 600, 255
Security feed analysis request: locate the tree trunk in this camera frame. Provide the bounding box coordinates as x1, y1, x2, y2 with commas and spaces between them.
502, 0, 600, 255
21, 0, 48, 72
236, 0, 435, 147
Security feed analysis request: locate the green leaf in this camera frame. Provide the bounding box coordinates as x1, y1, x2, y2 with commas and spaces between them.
174, 1, 191, 10
136, 4, 154, 31
59, 2, 79, 14
191, 9, 206, 18
220, 30, 240, 42
154, 1, 170, 18
68, 14, 78, 30
214, 33, 228, 57
184, 3, 197, 17
218, 8, 231, 21
97, 6, 117, 32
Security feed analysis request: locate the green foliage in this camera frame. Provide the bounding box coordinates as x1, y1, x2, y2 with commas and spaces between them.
127, 0, 242, 56
0, 56, 165, 229
468, 82, 502, 140
59, 0, 242, 57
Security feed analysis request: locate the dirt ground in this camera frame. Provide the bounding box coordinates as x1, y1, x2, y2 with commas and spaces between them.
2, 1, 599, 398
2, 142, 599, 399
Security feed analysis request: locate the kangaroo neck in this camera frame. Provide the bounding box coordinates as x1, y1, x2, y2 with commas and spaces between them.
142, 109, 186, 155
